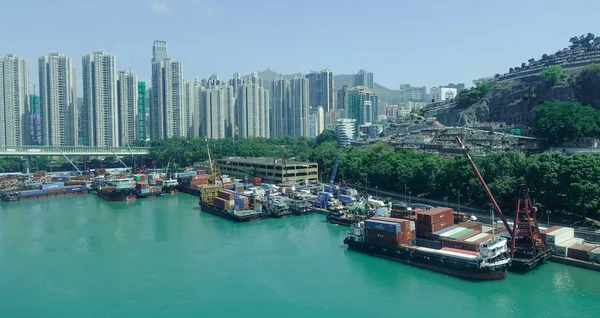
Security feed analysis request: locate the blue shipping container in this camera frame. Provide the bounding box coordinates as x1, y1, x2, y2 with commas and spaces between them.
234, 183, 244, 188
51, 176, 70, 182
365, 220, 400, 233
19, 189, 44, 195
65, 186, 85, 192
42, 183, 64, 190
376, 208, 387, 216
339, 195, 353, 203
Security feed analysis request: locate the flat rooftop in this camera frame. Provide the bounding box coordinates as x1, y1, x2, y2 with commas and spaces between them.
218, 157, 317, 167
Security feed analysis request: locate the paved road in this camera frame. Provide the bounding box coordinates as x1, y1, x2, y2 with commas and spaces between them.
352, 183, 600, 242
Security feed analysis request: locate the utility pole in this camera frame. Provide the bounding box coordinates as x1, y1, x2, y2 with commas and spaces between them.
457, 189, 461, 212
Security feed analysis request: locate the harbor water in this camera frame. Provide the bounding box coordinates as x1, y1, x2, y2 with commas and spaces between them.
1, 194, 599, 318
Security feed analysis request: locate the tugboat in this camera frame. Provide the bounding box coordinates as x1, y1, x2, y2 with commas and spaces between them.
158, 179, 179, 194
264, 196, 291, 218
96, 177, 136, 201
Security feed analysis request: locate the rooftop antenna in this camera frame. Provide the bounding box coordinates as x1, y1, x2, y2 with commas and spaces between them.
129, 54, 132, 73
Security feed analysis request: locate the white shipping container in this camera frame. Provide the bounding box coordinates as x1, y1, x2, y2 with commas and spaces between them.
410, 221, 415, 231
465, 233, 491, 243
554, 238, 584, 257
440, 227, 465, 238
589, 247, 600, 263
546, 227, 575, 245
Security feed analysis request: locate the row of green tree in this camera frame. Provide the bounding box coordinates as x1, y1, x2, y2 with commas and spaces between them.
145, 133, 600, 222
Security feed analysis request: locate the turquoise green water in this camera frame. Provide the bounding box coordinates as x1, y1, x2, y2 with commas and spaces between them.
1, 194, 599, 318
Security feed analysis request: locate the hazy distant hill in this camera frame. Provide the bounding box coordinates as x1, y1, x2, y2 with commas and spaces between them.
245, 69, 403, 105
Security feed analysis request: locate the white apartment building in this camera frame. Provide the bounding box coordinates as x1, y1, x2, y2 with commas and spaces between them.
309, 106, 325, 138
0, 54, 29, 146
430, 87, 458, 103
82, 51, 118, 147
117, 71, 138, 145
335, 118, 356, 147
236, 81, 269, 139
39, 53, 77, 146
200, 84, 235, 139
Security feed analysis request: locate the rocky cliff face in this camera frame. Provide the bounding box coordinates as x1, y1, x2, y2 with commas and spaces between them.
436, 78, 576, 126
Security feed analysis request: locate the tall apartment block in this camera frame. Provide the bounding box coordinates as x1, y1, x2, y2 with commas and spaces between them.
150, 40, 186, 139
117, 70, 138, 145
0, 54, 29, 146
354, 69, 374, 90
82, 51, 118, 147
306, 69, 335, 113
38, 53, 77, 146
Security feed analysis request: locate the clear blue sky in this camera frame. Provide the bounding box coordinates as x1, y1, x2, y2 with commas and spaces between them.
2, 0, 600, 95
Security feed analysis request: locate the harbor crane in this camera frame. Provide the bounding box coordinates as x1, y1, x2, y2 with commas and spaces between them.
455, 136, 549, 272
199, 137, 225, 202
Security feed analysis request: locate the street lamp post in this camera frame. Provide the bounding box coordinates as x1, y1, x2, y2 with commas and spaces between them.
547, 210, 551, 226
457, 189, 462, 213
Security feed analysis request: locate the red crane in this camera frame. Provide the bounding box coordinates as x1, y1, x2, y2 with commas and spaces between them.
455, 136, 513, 236
455, 136, 549, 272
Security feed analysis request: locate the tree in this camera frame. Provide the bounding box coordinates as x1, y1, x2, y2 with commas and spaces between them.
541, 54, 549, 60
521, 62, 527, 68
529, 101, 600, 145
528, 58, 535, 65
315, 130, 337, 146
538, 65, 566, 86
575, 64, 600, 109
509, 67, 514, 73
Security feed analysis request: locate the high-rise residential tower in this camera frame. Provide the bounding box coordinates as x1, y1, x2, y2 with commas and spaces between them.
0, 54, 29, 146
306, 69, 335, 113
150, 41, 185, 139
289, 77, 310, 138
200, 84, 234, 139
82, 51, 118, 147
270, 78, 290, 138
38, 53, 77, 146
353, 69, 374, 90
236, 74, 269, 138
117, 70, 138, 145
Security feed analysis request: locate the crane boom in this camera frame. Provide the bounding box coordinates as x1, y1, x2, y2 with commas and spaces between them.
455, 136, 513, 236
329, 156, 340, 188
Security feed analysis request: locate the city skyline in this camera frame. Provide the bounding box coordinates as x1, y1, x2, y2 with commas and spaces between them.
2, 0, 599, 94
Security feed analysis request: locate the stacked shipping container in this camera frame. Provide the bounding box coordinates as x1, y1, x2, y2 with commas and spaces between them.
416, 207, 454, 237
365, 217, 415, 247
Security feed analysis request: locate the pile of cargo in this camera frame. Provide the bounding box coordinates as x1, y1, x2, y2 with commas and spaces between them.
364, 217, 416, 247
213, 189, 249, 211
416, 207, 454, 238
441, 232, 494, 252
233, 183, 244, 193
133, 174, 161, 196
250, 176, 263, 186
190, 172, 211, 187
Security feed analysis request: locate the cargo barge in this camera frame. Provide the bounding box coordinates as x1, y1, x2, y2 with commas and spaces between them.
96, 178, 136, 201
326, 212, 357, 226
0, 184, 87, 202
264, 197, 291, 218
198, 200, 268, 222
344, 219, 510, 281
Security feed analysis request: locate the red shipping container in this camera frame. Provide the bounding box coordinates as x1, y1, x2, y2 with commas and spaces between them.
365, 229, 398, 246
197, 170, 206, 174
567, 244, 597, 261
218, 190, 235, 200
417, 207, 454, 224
213, 197, 230, 209
457, 221, 483, 232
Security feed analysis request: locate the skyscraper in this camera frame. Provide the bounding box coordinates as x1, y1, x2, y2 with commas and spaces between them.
200, 84, 234, 139
0, 54, 29, 146
398, 84, 426, 108
309, 106, 325, 138
137, 82, 147, 141
82, 51, 118, 147
117, 70, 138, 145
38, 53, 77, 146
271, 78, 290, 138
306, 69, 335, 113
353, 69, 374, 90
289, 77, 310, 138
347, 87, 378, 129
150, 41, 185, 139
236, 75, 269, 139
183, 78, 202, 138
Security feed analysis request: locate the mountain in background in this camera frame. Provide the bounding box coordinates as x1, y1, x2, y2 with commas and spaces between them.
245, 69, 403, 105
